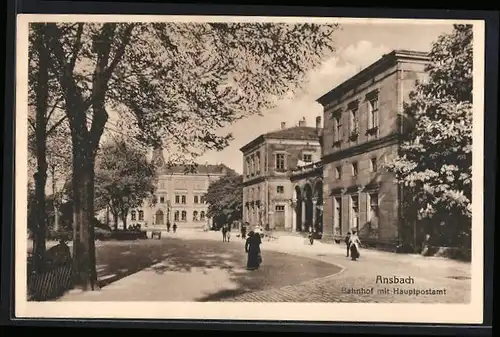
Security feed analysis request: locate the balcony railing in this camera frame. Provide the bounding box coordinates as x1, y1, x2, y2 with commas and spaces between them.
290, 161, 323, 176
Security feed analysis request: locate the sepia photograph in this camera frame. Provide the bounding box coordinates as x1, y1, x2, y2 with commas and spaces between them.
15, 14, 485, 323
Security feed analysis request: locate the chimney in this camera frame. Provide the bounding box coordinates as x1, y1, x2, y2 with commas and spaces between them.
298, 117, 306, 127
281, 122, 286, 129
316, 116, 322, 130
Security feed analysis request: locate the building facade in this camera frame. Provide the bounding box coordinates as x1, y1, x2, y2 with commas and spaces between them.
240, 117, 322, 231
240, 50, 430, 248
318, 50, 429, 247
110, 148, 232, 231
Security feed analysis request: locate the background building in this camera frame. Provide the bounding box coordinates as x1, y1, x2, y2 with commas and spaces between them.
318, 49, 429, 248
113, 148, 233, 230
240, 117, 322, 231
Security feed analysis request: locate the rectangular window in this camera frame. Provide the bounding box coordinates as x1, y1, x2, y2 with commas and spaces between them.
275, 153, 286, 171
181, 195, 186, 204
368, 192, 379, 221
303, 154, 312, 163
335, 166, 341, 179
352, 162, 358, 176
181, 211, 187, 221
334, 116, 341, 142
349, 104, 359, 133
334, 197, 341, 234
275, 205, 285, 211
255, 152, 260, 173
194, 195, 199, 204
276, 185, 284, 194
174, 211, 179, 221
160, 196, 165, 203
175, 195, 180, 204
370, 157, 377, 172
200, 195, 205, 204
131, 211, 137, 221
138, 210, 144, 221
368, 97, 379, 129
350, 195, 359, 230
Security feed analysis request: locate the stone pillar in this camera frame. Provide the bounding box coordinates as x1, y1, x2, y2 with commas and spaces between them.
291, 199, 297, 232
301, 199, 306, 231
312, 197, 317, 232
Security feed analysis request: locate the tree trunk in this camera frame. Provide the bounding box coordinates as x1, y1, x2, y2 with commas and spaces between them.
122, 211, 128, 230
32, 24, 50, 272
71, 137, 98, 290
52, 164, 59, 232
105, 207, 110, 227
112, 213, 119, 231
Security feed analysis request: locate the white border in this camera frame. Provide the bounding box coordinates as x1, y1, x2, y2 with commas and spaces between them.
15, 15, 485, 324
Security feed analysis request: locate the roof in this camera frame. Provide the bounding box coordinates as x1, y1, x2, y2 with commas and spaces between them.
316, 49, 430, 106
240, 126, 321, 153
161, 163, 236, 176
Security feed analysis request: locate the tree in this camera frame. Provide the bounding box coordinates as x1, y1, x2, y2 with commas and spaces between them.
28, 23, 68, 271
95, 138, 157, 231
41, 21, 339, 290
205, 172, 243, 229
384, 24, 473, 248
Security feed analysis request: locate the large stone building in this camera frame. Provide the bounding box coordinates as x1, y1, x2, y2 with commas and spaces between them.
245, 49, 430, 249
110, 148, 233, 230
318, 49, 429, 247
240, 117, 322, 231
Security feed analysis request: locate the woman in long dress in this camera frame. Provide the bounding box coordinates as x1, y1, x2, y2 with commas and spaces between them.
245, 231, 262, 270
349, 230, 361, 261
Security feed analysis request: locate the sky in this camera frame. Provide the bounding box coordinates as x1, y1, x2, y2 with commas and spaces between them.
195, 21, 454, 174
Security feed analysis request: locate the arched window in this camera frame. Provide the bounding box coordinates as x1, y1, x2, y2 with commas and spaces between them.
138, 210, 144, 221
131, 210, 137, 221
200, 211, 206, 221
193, 211, 198, 221
174, 210, 180, 221
181, 211, 187, 221
155, 210, 164, 225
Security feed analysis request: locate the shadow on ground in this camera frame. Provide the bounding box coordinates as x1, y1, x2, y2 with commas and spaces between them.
93, 237, 342, 301
147, 239, 342, 301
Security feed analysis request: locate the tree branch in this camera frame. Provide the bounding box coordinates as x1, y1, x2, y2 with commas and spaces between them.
45, 95, 65, 125
46, 113, 68, 136
103, 24, 136, 82
69, 23, 84, 72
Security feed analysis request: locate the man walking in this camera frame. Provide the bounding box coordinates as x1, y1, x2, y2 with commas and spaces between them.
344, 231, 351, 257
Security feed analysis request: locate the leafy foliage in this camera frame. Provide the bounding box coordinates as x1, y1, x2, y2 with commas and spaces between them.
46, 22, 339, 161
38, 21, 339, 287
95, 138, 157, 228
385, 24, 473, 246
205, 172, 243, 228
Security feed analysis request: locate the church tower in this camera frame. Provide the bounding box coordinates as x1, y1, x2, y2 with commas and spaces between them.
151, 145, 166, 168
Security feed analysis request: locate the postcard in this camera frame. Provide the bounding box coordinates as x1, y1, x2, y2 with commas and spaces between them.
15, 14, 484, 324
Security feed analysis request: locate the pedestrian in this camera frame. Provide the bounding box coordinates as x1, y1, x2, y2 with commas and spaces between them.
173, 223, 177, 233
245, 230, 262, 270
222, 224, 228, 242
167, 221, 171, 232
241, 222, 247, 239
348, 230, 361, 261
344, 231, 351, 257
226, 225, 231, 242
308, 224, 315, 245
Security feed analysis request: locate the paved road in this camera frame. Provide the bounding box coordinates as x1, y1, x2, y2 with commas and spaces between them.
67, 237, 342, 301
60, 232, 470, 303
